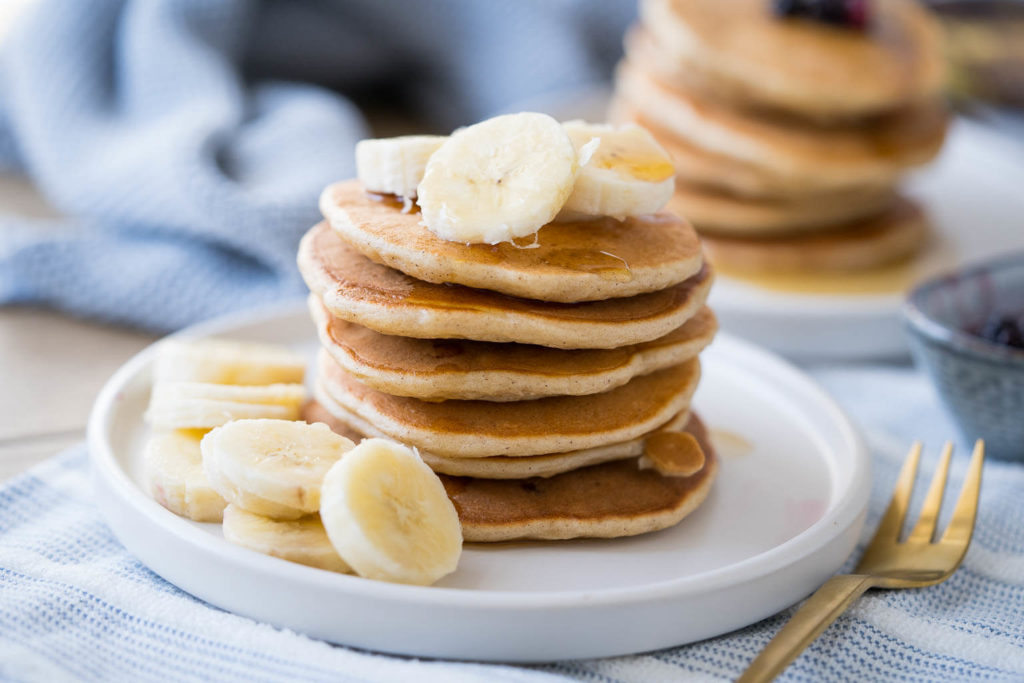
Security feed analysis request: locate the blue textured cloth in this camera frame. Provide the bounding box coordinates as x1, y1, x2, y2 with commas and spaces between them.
0, 0, 633, 331
2, 365, 1022, 681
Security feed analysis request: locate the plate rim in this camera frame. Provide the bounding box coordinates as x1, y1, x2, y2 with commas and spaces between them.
88, 300, 870, 611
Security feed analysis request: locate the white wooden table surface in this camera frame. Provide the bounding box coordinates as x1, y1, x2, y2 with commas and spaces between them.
0, 174, 156, 481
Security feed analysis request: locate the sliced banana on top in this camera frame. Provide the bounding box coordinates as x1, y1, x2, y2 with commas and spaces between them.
417, 112, 579, 244
355, 135, 446, 199
221, 504, 351, 574
153, 338, 306, 386
557, 121, 675, 221
320, 438, 462, 586
201, 419, 354, 517
143, 429, 226, 522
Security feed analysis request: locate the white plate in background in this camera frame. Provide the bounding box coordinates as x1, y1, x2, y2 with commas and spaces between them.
89, 304, 869, 661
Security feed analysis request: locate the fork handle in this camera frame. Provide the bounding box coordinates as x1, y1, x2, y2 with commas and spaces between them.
736, 574, 875, 683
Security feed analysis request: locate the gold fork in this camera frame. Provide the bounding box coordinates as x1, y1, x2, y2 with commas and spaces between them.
738, 440, 985, 683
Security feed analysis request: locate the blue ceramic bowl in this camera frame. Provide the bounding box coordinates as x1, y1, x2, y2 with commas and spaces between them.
904, 254, 1024, 462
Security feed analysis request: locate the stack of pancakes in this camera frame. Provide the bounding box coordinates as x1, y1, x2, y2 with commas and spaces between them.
612, 0, 948, 275
297, 180, 719, 542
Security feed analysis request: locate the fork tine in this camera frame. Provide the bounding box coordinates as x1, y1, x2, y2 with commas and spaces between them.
941, 440, 985, 545
874, 442, 922, 541
906, 442, 954, 543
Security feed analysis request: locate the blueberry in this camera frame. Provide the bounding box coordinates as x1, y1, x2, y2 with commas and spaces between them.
812, 0, 848, 24
772, 0, 869, 29
773, 0, 806, 16
978, 314, 1024, 349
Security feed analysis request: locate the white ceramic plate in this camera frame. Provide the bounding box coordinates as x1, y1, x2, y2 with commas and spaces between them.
510, 89, 1024, 360
88, 303, 870, 662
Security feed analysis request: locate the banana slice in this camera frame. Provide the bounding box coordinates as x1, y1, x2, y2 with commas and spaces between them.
356, 135, 447, 200
557, 121, 675, 221
153, 338, 306, 385
145, 382, 307, 430
201, 419, 354, 518
221, 504, 351, 573
320, 438, 462, 586
417, 112, 579, 244
143, 429, 226, 522
204, 456, 311, 520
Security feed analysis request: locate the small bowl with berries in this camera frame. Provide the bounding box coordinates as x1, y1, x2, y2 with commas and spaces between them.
905, 253, 1024, 462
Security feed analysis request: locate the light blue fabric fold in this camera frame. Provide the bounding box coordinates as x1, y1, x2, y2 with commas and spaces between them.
0, 0, 633, 330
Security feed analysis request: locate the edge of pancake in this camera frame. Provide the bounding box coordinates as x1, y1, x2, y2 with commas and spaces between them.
701, 197, 929, 273
668, 183, 896, 235
317, 350, 701, 458
614, 61, 947, 182
320, 180, 704, 303
309, 389, 692, 479
303, 398, 718, 542
310, 294, 717, 401
298, 223, 714, 350
610, 99, 896, 198
450, 414, 718, 542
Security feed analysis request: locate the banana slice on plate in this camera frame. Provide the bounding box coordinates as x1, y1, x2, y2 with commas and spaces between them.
201, 419, 354, 519
320, 438, 462, 586
356, 135, 447, 200
557, 121, 675, 221
417, 112, 580, 244
221, 504, 351, 573
145, 382, 307, 430
143, 429, 226, 522
153, 338, 306, 385
204, 457, 311, 520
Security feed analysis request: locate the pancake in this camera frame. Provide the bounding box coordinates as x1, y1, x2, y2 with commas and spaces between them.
615, 62, 948, 187
668, 183, 896, 236
310, 294, 716, 401
701, 197, 928, 273
638, 0, 944, 120
305, 400, 718, 542
298, 222, 713, 350
320, 180, 704, 303
610, 100, 897, 199
317, 348, 701, 458
308, 391, 692, 479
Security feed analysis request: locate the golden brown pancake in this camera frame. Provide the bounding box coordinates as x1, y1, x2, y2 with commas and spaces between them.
615, 62, 948, 186
320, 180, 704, 303
668, 183, 896, 236
639, 0, 945, 120
304, 400, 718, 542
309, 294, 716, 401
309, 390, 693, 479
317, 348, 701, 458
701, 197, 929, 273
610, 100, 898, 199
298, 222, 713, 350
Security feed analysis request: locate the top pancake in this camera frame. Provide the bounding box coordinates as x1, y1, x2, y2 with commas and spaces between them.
319, 180, 704, 303
639, 0, 945, 120
298, 222, 713, 350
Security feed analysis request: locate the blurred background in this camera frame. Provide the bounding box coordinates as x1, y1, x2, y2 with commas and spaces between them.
0, 0, 1022, 476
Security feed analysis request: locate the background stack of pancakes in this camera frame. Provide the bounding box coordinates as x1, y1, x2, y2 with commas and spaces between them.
298, 179, 720, 542
612, 0, 949, 275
